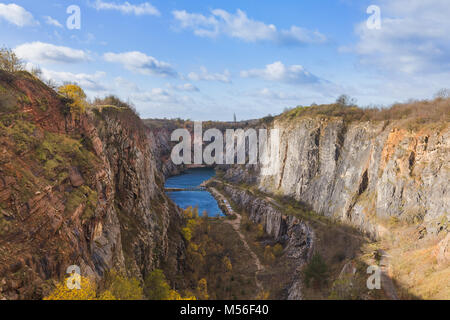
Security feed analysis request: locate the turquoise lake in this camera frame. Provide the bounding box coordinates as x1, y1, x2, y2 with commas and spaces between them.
165, 168, 224, 217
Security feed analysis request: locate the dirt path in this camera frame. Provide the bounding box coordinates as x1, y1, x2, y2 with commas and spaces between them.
209, 187, 265, 296
379, 250, 399, 300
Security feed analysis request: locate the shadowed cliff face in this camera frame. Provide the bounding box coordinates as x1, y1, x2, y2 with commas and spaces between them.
224, 117, 449, 239
0, 71, 184, 299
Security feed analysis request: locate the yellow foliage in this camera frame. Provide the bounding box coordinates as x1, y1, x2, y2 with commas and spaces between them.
98, 290, 117, 300
255, 290, 270, 300
44, 276, 98, 300
168, 290, 197, 300
196, 278, 209, 300
58, 84, 87, 114
106, 270, 143, 300
223, 256, 232, 272
182, 227, 192, 241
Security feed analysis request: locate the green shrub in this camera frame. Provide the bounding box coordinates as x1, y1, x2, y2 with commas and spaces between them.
302, 253, 329, 288
7, 120, 38, 154
65, 185, 98, 220
144, 269, 171, 300
105, 270, 143, 300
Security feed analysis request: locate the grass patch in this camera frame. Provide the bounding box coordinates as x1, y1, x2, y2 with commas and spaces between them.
65, 185, 98, 221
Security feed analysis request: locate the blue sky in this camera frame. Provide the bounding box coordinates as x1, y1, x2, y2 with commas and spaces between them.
1, 0, 449, 120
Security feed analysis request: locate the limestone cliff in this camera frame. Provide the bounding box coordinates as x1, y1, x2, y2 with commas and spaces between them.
225, 113, 449, 239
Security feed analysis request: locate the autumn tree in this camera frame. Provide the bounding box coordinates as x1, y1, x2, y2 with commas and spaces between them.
44, 276, 100, 300
104, 270, 143, 300
223, 256, 232, 272
144, 269, 171, 300
58, 84, 88, 114
144, 269, 194, 300
196, 278, 209, 300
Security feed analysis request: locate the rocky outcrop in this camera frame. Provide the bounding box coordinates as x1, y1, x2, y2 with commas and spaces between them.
146, 126, 185, 178
225, 117, 449, 239
0, 71, 184, 299
221, 185, 314, 300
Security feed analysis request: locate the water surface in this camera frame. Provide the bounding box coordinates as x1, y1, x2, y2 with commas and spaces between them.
165, 168, 224, 217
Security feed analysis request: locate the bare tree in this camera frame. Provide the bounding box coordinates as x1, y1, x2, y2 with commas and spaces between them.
336, 94, 357, 106
31, 66, 42, 78
434, 88, 450, 99
0, 47, 24, 73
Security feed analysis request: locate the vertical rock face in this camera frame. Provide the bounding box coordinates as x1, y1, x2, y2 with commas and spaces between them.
246, 118, 450, 238
0, 71, 183, 299
91, 108, 184, 280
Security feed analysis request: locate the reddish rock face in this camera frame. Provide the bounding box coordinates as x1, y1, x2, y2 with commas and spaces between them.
0, 71, 184, 300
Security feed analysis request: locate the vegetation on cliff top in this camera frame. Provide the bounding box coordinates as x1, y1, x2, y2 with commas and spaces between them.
279, 94, 450, 127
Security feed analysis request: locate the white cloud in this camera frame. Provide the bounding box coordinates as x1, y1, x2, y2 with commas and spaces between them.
0, 3, 38, 27
353, 0, 450, 74
258, 88, 302, 101
167, 83, 199, 92
44, 16, 62, 28
132, 88, 179, 103
114, 76, 140, 92
172, 9, 326, 45
15, 42, 90, 64
39, 68, 107, 92
91, 0, 160, 16
104, 51, 177, 77
241, 61, 320, 84
188, 67, 231, 83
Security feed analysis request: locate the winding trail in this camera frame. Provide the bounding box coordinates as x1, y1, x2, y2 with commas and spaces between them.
209, 187, 265, 296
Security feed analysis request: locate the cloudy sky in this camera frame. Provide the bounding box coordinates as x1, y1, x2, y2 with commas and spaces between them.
1, 0, 449, 120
